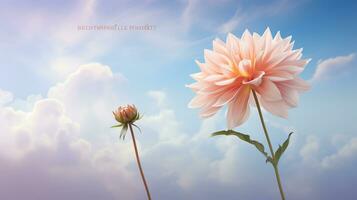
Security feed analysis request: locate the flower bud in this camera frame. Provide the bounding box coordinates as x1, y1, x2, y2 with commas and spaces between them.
113, 104, 139, 124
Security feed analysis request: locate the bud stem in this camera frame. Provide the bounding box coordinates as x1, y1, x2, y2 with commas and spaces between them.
129, 123, 152, 200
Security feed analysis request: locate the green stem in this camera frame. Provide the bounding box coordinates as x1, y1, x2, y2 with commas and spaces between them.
273, 164, 286, 200
252, 90, 286, 200
128, 124, 152, 200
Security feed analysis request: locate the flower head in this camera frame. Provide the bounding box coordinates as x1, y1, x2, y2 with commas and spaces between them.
113, 104, 139, 124
187, 28, 310, 129
112, 104, 141, 139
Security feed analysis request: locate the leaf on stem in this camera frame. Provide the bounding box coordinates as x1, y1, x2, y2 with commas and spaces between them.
120, 124, 128, 140
132, 123, 142, 133
212, 130, 270, 160
273, 132, 293, 166
111, 124, 123, 128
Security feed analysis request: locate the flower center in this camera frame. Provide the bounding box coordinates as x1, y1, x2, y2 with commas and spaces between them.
238, 59, 255, 79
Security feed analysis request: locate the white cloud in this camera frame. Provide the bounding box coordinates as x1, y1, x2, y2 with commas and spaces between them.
218, 0, 304, 33
311, 53, 355, 81
0, 0, 203, 84
299, 135, 319, 163
297, 133, 357, 170
0, 99, 136, 199
0, 89, 13, 105
141, 89, 253, 191
0, 64, 145, 200
321, 137, 357, 169
48, 63, 129, 142
147, 90, 168, 108
2, 62, 357, 199
10, 94, 43, 111
219, 11, 243, 34
1, 64, 233, 200
181, 0, 198, 32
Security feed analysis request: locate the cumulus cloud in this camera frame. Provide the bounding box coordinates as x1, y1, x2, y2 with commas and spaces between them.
321, 137, 357, 169
48, 63, 129, 142
147, 90, 168, 109
0, 98, 139, 200
0, 88, 13, 105
0, 64, 140, 200
141, 90, 276, 199
2, 63, 357, 200
0, 64, 233, 200
311, 53, 355, 81
300, 135, 320, 163
297, 133, 357, 170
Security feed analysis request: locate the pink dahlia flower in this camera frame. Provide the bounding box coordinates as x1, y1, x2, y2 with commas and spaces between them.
188, 28, 310, 129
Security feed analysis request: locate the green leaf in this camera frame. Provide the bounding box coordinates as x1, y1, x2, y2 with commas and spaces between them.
111, 124, 123, 128
212, 130, 269, 159
132, 123, 142, 133
273, 132, 293, 166
120, 124, 128, 140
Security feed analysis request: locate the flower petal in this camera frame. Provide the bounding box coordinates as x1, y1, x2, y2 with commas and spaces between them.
204, 74, 225, 82
260, 98, 289, 118
255, 78, 282, 101
273, 65, 304, 75
200, 105, 221, 118
243, 71, 265, 86
265, 70, 294, 81
213, 38, 230, 57
195, 60, 216, 74
279, 77, 310, 92
213, 86, 241, 107
226, 86, 251, 129
198, 84, 229, 94
226, 33, 240, 54
204, 49, 231, 71
215, 77, 237, 86
188, 95, 207, 108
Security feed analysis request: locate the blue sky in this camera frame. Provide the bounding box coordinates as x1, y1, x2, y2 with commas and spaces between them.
0, 0, 357, 199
